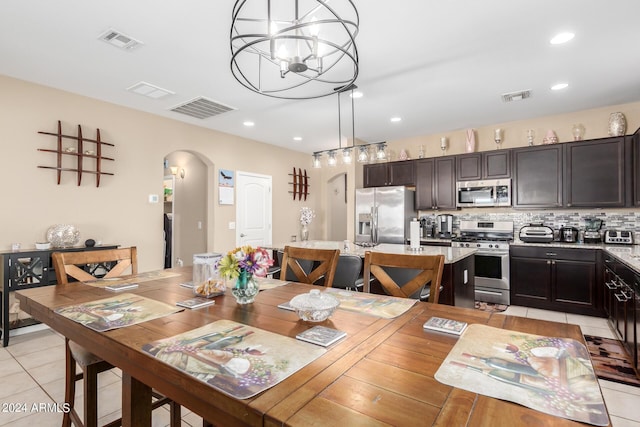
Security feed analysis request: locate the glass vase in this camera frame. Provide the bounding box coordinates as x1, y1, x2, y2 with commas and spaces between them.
231, 270, 259, 304
300, 224, 309, 241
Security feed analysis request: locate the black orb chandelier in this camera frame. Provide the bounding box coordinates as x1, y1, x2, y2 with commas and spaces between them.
230, 0, 359, 99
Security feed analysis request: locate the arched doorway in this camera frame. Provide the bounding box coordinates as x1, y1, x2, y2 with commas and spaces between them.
326, 173, 347, 241
163, 151, 209, 267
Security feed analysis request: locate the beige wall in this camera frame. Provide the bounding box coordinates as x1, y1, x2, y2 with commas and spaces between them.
384, 102, 640, 160
0, 75, 320, 271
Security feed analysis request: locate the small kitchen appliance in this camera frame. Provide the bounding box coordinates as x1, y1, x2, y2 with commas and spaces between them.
419, 217, 435, 238
604, 230, 634, 245
560, 226, 579, 243
583, 218, 603, 244
452, 220, 514, 305
519, 223, 554, 243
436, 214, 454, 238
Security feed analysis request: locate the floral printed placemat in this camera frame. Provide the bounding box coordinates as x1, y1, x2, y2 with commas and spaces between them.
84, 270, 181, 288
55, 293, 182, 332
435, 324, 609, 426
323, 288, 418, 319
142, 319, 326, 399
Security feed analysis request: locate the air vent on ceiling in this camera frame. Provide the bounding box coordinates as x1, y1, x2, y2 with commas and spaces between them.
127, 81, 174, 99
501, 89, 532, 103
169, 97, 235, 120
98, 28, 143, 50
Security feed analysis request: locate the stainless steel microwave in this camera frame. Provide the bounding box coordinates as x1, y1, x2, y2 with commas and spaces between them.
456, 179, 511, 207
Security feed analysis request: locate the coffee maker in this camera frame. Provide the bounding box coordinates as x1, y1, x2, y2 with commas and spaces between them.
437, 214, 454, 238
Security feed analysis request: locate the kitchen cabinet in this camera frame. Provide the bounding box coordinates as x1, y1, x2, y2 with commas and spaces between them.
603, 253, 637, 365
510, 246, 602, 316
363, 160, 415, 188
564, 136, 627, 208
415, 157, 456, 210
633, 128, 640, 206
1, 245, 118, 347
456, 150, 511, 181
512, 145, 563, 208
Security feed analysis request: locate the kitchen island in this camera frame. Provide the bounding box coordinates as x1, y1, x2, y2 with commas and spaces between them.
268, 241, 477, 308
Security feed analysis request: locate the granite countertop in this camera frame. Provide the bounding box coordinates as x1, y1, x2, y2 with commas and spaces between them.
268, 241, 476, 264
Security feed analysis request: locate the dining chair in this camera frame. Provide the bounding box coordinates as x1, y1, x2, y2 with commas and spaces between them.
269, 250, 313, 281
332, 254, 363, 291
279, 246, 340, 287
52, 247, 180, 427
362, 251, 445, 303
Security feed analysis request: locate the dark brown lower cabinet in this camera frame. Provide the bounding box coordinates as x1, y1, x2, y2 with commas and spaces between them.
510, 246, 602, 316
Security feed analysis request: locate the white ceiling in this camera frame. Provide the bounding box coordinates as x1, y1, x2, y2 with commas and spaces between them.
2, 1, 640, 155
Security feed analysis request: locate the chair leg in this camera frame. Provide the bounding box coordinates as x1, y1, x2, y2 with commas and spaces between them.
169, 401, 181, 427
62, 339, 76, 427
83, 363, 100, 427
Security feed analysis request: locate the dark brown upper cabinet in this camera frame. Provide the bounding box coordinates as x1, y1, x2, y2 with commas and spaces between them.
415, 157, 456, 210
512, 145, 563, 208
363, 160, 415, 188
633, 128, 640, 206
456, 150, 511, 181
564, 136, 627, 208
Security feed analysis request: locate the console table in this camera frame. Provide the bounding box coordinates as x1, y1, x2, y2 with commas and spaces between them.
0, 244, 117, 346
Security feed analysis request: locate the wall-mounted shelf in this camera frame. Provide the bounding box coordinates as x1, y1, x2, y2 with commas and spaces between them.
288, 167, 310, 200
37, 120, 114, 187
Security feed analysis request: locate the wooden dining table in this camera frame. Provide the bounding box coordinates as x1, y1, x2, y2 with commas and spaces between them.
15, 266, 610, 427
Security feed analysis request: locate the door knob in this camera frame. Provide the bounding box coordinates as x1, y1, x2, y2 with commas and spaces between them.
240, 233, 246, 237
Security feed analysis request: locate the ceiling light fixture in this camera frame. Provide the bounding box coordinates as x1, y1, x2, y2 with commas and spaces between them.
312, 84, 387, 168
293, 136, 303, 141
551, 83, 569, 91
230, 0, 359, 99
550, 32, 575, 45
390, 116, 402, 122
243, 121, 255, 127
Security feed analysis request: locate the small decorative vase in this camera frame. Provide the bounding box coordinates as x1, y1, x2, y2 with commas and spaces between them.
608, 112, 626, 136
465, 129, 476, 153
231, 270, 259, 304
300, 224, 309, 241
542, 130, 558, 145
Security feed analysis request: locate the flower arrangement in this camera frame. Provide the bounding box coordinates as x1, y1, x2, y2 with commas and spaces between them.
300, 207, 315, 226
217, 246, 273, 280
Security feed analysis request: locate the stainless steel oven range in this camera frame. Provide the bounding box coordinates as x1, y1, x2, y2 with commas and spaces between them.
451, 220, 514, 305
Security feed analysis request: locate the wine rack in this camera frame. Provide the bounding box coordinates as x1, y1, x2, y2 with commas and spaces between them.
38, 120, 114, 187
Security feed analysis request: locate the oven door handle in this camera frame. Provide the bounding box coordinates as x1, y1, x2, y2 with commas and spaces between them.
475, 289, 504, 296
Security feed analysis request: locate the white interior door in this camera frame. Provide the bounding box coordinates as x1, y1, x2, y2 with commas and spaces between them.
236, 171, 272, 247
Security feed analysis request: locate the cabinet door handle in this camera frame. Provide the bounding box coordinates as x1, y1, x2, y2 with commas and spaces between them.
547, 260, 551, 265
614, 293, 630, 302
551, 260, 555, 265
605, 281, 618, 290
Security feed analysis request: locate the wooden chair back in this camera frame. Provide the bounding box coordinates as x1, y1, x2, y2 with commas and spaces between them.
280, 246, 340, 287
52, 247, 138, 284
363, 251, 444, 303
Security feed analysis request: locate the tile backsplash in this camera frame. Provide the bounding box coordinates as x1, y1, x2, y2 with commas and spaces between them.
419, 208, 640, 243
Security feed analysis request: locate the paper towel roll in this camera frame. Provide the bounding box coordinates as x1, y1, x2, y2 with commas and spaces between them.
410, 220, 420, 250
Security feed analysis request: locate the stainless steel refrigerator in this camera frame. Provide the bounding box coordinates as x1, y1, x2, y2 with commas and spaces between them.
355, 186, 416, 244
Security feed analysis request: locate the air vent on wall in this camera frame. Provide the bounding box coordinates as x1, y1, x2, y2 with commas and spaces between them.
169, 97, 235, 120
501, 89, 532, 103
98, 28, 143, 50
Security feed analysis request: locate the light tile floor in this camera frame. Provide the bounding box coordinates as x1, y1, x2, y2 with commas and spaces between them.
0, 329, 203, 427
1, 307, 639, 426
502, 305, 640, 427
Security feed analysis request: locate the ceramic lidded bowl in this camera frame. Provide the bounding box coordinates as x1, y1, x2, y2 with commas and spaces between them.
289, 289, 340, 322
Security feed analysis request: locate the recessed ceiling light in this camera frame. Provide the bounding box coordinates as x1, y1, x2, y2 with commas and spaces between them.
551, 83, 569, 91
243, 121, 255, 127
390, 117, 402, 123
293, 136, 302, 141
350, 91, 363, 99
550, 32, 575, 45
